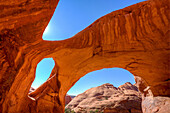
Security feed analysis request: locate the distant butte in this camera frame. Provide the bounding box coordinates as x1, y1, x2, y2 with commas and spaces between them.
0, 0, 169, 113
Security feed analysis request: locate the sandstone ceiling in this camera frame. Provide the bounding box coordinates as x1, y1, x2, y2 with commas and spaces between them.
0, 0, 169, 113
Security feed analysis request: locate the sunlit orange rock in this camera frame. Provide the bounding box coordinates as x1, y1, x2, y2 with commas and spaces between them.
0, 0, 169, 113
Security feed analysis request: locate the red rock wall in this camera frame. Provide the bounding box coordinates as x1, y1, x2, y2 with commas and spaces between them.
65, 95, 72, 105
0, 0, 60, 112
0, 0, 169, 113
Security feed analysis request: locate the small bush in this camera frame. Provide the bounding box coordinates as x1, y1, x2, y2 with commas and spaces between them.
95, 109, 99, 113
71, 110, 75, 113
105, 97, 108, 100
90, 111, 94, 113
89, 109, 100, 113
65, 108, 71, 113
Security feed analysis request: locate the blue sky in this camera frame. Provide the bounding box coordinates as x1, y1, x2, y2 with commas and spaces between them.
31, 0, 146, 95
67, 68, 135, 95
31, 58, 55, 89
43, 0, 146, 40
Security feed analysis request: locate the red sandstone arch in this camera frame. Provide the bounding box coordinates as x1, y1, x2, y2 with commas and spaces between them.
0, 0, 169, 113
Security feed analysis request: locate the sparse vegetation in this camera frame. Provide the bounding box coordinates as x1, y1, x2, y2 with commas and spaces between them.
105, 96, 108, 100
90, 111, 96, 113
65, 108, 70, 113
71, 110, 75, 113
95, 109, 99, 112
98, 99, 103, 101
89, 109, 101, 113
65, 108, 75, 113
66, 108, 103, 113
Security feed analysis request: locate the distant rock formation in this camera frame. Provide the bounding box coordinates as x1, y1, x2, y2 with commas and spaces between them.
65, 94, 72, 105
69, 95, 76, 99
66, 83, 142, 113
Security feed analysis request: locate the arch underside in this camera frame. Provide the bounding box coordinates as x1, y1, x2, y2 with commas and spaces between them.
0, 0, 169, 113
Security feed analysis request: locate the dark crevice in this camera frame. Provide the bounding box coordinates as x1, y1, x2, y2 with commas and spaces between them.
164, 79, 170, 81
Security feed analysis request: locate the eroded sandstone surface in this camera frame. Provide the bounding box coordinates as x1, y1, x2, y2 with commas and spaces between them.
142, 96, 170, 113
66, 83, 142, 113
0, 0, 169, 113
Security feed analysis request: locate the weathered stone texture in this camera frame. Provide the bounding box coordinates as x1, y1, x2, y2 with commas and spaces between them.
66, 83, 142, 113
142, 96, 170, 113
0, 0, 169, 113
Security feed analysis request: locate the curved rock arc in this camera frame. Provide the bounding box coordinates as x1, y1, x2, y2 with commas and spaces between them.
0, 0, 169, 113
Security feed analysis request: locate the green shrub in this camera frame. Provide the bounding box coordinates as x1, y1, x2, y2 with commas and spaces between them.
71, 110, 75, 113
95, 109, 99, 113
65, 108, 71, 113
90, 111, 94, 113
105, 97, 108, 100
98, 99, 103, 101
89, 109, 99, 113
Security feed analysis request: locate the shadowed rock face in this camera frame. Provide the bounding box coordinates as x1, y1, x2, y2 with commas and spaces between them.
65, 94, 72, 105
66, 83, 142, 113
0, 0, 169, 113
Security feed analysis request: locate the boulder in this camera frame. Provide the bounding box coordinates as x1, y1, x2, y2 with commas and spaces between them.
142, 96, 170, 113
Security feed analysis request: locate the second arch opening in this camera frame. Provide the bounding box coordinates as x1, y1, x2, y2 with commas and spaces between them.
65, 68, 142, 113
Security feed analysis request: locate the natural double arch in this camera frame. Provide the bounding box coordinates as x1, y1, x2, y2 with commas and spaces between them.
0, 0, 169, 113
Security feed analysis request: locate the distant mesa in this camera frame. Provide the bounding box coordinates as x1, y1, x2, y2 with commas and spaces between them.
65, 82, 142, 113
